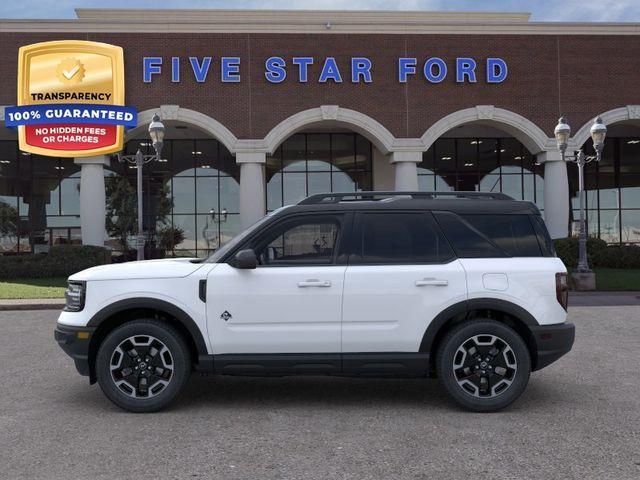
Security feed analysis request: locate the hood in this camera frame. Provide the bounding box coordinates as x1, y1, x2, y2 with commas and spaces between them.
69, 258, 206, 282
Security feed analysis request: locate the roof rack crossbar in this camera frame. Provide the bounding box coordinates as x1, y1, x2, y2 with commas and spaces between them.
298, 191, 512, 205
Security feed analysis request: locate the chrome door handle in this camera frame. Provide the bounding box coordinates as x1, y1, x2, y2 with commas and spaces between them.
297, 280, 332, 288
415, 278, 449, 287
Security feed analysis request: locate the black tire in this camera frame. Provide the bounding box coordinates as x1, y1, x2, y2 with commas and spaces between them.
96, 319, 191, 413
436, 319, 531, 412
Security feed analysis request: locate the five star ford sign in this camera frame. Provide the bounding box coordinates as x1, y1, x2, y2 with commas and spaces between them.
4, 40, 137, 157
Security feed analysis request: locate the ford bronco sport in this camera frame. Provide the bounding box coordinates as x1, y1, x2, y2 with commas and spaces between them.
55, 191, 574, 412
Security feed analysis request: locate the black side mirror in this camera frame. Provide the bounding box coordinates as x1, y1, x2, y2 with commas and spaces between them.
231, 249, 258, 269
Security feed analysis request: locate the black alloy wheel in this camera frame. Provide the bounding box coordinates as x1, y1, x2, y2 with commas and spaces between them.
96, 319, 191, 413
437, 319, 531, 412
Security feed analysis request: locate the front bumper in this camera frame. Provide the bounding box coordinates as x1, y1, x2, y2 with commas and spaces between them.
54, 323, 96, 377
530, 322, 575, 371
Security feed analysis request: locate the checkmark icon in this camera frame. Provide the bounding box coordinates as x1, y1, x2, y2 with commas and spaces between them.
62, 65, 80, 79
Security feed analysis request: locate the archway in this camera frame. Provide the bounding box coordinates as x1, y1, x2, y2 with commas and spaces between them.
263, 106, 395, 155
421, 106, 551, 155
262, 106, 395, 210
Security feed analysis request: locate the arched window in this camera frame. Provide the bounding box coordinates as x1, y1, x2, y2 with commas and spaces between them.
419, 137, 543, 210
266, 132, 373, 211
113, 138, 240, 257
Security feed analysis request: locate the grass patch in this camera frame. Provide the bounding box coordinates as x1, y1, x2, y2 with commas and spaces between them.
594, 269, 640, 291
0, 277, 67, 299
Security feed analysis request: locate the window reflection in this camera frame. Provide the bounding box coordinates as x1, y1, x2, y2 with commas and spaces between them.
569, 137, 640, 244
266, 133, 373, 211
113, 138, 240, 257
420, 138, 543, 207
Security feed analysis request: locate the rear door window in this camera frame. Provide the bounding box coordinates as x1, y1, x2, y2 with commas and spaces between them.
461, 214, 542, 257
354, 212, 455, 264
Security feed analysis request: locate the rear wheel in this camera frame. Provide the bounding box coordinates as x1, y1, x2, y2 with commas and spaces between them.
96, 320, 191, 412
437, 319, 530, 412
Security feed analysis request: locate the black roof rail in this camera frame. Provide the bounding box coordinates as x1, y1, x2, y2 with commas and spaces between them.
298, 191, 513, 205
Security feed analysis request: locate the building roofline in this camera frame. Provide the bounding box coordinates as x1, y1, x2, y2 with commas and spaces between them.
0, 9, 639, 35
74, 8, 533, 23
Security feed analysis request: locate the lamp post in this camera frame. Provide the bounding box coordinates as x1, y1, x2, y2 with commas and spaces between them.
117, 114, 165, 261
554, 116, 607, 274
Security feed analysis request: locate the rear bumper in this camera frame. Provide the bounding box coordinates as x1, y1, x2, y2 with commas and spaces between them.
530, 322, 575, 371
54, 323, 96, 377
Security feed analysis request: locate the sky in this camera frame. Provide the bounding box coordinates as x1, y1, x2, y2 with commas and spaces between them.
1, 0, 640, 22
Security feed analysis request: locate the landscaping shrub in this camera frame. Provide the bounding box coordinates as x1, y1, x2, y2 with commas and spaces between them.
591, 245, 640, 269
0, 245, 110, 280
554, 237, 640, 270
553, 237, 607, 269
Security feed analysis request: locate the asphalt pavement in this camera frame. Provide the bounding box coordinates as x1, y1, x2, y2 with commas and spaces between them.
0, 307, 639, 480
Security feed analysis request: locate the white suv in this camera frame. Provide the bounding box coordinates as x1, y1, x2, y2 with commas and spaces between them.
55, 191, 574, 413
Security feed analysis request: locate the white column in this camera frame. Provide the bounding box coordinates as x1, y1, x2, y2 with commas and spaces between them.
74, 155, 109, 246
391, 150, 422, 191
237, 151, 266, 229
538, 150, 569, 239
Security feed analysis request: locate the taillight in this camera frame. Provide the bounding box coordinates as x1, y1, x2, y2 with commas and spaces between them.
556, 272, 569, 311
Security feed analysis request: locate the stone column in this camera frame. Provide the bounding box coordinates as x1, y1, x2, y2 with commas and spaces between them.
74, 155, 109, 247
391, 150, 422, 191
237, 151, 266, 229
538, 150, 569, 239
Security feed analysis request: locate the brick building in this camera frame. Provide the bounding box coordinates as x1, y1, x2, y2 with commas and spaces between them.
1, 9, 639, 256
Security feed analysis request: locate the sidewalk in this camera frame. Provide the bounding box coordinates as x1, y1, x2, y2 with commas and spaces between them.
569, 291, 640, 307
1, 292, 639, 311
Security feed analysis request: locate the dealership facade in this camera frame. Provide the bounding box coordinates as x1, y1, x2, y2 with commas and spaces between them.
1, 9, 640, 256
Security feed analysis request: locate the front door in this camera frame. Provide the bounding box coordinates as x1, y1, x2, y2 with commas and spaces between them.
207, 214, 348, 355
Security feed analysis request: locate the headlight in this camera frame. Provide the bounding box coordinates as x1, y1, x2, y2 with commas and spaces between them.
64, 281, 86, 312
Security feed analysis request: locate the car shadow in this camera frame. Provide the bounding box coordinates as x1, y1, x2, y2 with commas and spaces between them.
60, 373, 567, 414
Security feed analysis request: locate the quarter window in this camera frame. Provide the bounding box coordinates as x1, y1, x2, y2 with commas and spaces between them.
434, 211, 506, 258
356, 213, 454, 264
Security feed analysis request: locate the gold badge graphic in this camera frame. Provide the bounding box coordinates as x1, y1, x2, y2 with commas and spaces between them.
56, 58, 86, 85
14, 40, 128, 157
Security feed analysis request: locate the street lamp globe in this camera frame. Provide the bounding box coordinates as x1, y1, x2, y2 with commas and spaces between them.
554, 116, 571, 154
148, 114, 165, 157
590, 116, 607, 153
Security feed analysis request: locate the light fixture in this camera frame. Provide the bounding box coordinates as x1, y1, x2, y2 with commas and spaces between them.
200, 165, 211, 169
554, 116, 571, 154
441, 156, 452, 160
54, 166, 65, 170
192, 151, 203, 155
501, 149, 506, 153
514, 156, 523, 160
627, 140, 640, 144
147, 113, 165, 158
0, 160, 10, 164
470, 140, 483, 145
590, 116, 607, 153
464, 163, 474, 167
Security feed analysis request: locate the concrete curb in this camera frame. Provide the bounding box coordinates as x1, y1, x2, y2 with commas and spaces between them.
0, 299, 65, 311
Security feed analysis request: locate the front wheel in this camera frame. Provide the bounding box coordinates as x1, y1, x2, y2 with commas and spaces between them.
96, 320, 191, 412
436, 319, 531, 412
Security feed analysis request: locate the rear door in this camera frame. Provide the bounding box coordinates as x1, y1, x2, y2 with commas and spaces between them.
341, 211, 467, 354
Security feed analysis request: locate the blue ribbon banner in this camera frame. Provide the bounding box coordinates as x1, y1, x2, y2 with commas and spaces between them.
4, 104, 138, 128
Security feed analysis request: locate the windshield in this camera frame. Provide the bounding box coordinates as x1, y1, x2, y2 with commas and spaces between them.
203, 206, 291, 263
